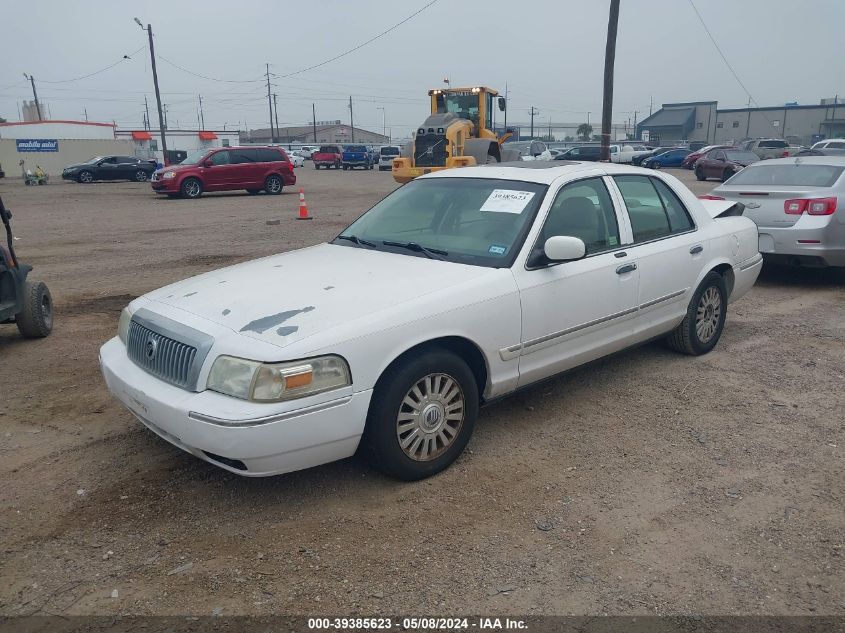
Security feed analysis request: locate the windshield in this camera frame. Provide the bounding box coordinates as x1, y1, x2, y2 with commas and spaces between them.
727, 164, 845, 187
319, 145, 338, 153
380, 147, 400, 156
333, 177, 548, 267
438, 93, 480, 123
85, 156, 105, 164
181, 150, 208, 165
724, 151, 759, 162
345, 145, 366, 152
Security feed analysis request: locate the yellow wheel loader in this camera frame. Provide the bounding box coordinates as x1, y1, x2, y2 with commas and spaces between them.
392, 86, 520, 184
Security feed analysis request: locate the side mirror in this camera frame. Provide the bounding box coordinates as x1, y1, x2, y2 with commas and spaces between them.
203, 159, 213, 167
498, 96, 506, 112
544, 236, 586, 262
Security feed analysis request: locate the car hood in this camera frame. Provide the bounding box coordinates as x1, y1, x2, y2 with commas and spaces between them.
63, 163, 93, 170
155, 163, 196, 175
142, 243, 496, 349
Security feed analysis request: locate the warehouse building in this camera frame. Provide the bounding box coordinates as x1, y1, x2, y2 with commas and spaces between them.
242, 123, 389, 145
115, 128, 240, 165
637, 98, 845, 147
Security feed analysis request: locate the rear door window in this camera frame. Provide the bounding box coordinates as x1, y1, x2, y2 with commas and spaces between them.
259, 148, 284, 162
613, 175, 694, 242
828, 142, 845, 149
727, 164, 845, 187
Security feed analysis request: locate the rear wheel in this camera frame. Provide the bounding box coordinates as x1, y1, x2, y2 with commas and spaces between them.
78, 170, 94, 183
264, 174, 283, 195
362, 348, 479, 480
695, 166, 706, 181
180, 177, 203, 199
314, 163, 320, 170
16, 281, 53, 339
666, 272, 727, 355
133, 169, 149, 182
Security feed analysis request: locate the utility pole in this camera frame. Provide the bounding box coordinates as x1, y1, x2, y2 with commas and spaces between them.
600, 0, 621, 162
649, 95, 653, 117
312, 103, 318, 142
349, 96, 355, 142
84, 107, 88, 123
632, 110, 638, 139
503, 82, 508, 132
587, 111, 591, 127
273, 93, 280, 143
198, 94, 205, 129
377, 106, 386, 138
134, 18, 168, 164
548, 116, 552, 141
144, 96, 150, 130
22, 73, 42, 120
529, 106, 539, 139
163, 104, 168, 129
265, 63, 275, 143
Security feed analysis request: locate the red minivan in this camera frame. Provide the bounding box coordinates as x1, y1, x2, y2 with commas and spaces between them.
151, 146, 296, 199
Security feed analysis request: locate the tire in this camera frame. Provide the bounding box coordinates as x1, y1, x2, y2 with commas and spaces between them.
264, 174, 283, 195
78, 170, 94, 183
362, 348, 479, 480
134, 170, 149, 182
485, 153, 499, 164
651, 161, 661, 169
695, 167, 706, 181
180, 177, 203, 199
314, 164, 320, 170
24, 180, 32, 186
722, 168, 735, 182
666, 271, 728, 356
16, 280, 53, 339
246, 189, 261, 195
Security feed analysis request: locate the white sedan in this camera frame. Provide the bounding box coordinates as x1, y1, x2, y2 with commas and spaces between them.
100, 162, 762, 480
285, 151, 305, 168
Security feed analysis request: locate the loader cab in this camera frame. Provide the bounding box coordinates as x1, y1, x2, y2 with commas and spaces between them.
430, 87, 499, 131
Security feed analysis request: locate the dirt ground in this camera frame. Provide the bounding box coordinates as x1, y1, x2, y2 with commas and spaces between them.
0, 165, 842, 618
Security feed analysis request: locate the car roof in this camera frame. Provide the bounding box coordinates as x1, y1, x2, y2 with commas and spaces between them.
420, 160, 658, 185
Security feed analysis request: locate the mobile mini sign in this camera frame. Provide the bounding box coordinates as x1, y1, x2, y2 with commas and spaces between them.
16, 139, 59, 152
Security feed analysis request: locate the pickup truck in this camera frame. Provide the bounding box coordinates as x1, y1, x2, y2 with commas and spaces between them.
742, 138, 803, 160
342, 145, 375, 170
312, 145, 343, 170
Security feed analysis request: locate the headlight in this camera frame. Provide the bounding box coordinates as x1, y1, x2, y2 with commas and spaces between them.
118, 307, 132, 344
207, 355, 351, 402
162, 171, 176, 179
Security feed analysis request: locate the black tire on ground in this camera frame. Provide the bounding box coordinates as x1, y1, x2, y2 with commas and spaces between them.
16, 280, 53, 339
652, 161, 661, 169
666, 271, 728, 356
134, 170, 149, 182
695, 167, 706, 181
361, 347, 479, 481
264, 174, 283, 195
246, 189, 261, 195
78, 170, 94, 184
180, 177, 203, 199
314, 164, 320, 169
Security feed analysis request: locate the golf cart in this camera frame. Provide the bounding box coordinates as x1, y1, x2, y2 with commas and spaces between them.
0, 196, 53, 338
20, 160, 48, 186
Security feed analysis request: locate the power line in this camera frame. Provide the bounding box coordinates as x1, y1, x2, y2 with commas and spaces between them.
277, 0, 439, 79
158, 56, 264, 83
38, 47, 147, 84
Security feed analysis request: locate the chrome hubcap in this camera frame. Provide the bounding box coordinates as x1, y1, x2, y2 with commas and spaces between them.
267, 178, 281, 192
81, 172, 92, 182
396, 373, 464, 462
185, 181, 200, 196
136, 171, 147, 181
696, 287, 722, 343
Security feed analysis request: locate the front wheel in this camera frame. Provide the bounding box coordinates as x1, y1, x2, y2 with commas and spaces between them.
666, 271, 727, 355
314, 164, 321, 170
134, 170, 149, 182
16, 281, 53, 339
180, 177, 203, 199
362, 348, 479, 480
695, 167, 706, 181
264, 174, 283, 194
651, 161, 661, 169
77, 170, 94, 183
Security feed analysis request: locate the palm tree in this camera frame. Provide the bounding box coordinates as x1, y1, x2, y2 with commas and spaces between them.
577, 123, 593, 141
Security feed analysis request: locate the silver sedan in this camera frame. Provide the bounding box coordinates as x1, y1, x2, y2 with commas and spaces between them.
711, 156, 845, 268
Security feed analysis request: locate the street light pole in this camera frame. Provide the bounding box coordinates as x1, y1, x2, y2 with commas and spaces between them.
376, 107, 386, 139
22, 74, 42, 121
600, 0, 621, 162
135, 18, 168, 165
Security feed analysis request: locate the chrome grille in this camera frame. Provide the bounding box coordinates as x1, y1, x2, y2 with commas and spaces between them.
127, 320, 198, 389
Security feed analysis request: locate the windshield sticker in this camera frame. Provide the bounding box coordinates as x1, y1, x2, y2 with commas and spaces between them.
608, 235, 618, 246
480, 189, 536, 214
488, 244, 507, 255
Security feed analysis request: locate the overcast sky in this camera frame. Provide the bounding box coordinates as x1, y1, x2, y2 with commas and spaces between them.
1, 0, 842, 137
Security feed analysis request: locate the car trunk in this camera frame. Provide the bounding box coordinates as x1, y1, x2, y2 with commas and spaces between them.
715, 187, 810, 228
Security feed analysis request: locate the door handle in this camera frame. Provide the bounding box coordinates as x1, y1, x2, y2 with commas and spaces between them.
690, 244, 704, 255
614, 251, 628, 258
616, 263, 637, 275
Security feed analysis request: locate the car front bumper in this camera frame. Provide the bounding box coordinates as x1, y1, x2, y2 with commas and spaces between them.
99, 337, 371, 476
150, 178, 178, 193
757, 215, 845, 267
61, 171, 78, 180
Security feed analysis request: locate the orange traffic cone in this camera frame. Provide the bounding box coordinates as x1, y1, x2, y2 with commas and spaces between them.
296, 187, 312, 220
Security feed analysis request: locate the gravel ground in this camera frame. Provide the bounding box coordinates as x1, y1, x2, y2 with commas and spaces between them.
0, 166, 842, 618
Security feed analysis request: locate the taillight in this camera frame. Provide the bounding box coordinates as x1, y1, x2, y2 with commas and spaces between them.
698, 195, 725, 200
784, 197, 837, 216
782, 151, 789, 157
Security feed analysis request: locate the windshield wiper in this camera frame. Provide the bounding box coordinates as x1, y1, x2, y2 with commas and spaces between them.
382, 240, 448, 260
336, 234, 377, 248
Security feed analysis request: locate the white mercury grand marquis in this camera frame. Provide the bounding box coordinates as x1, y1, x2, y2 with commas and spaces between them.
100, 161, 763, 480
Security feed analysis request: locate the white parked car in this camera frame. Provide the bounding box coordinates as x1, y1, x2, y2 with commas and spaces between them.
502, 140, 553, 161
378, 145, 401, 171
296, 146, 317, 159
100, 162, 762, 480
286, 151, 305, 168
